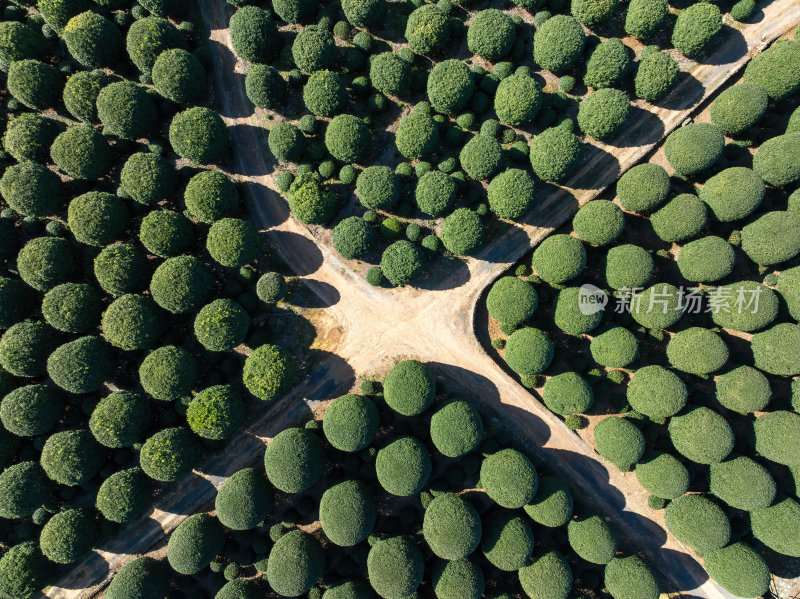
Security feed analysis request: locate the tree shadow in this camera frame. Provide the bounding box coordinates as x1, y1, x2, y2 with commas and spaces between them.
415, 256, 472, 290
261, 230, 323, 276
239, 179, 289, 228
697, 25, 750, 66
204, 37, 248, 120
227, 123, 273, 177
569, 143, 622, 193
606, 106, 666, 148
653, 71, 706, 111
283, 278, 341, 308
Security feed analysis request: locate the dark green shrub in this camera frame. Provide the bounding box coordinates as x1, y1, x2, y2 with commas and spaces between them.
0, 21, 45, 66
752, 323, 800, 376
572, 0, 617, 27
529, 125, 580, 182
152, 48, 205, 104
523, 475, 572, 527
380, 240, 424, 286
370, 52, 410, 97
625, 0, 667, 40
39, 508, 96, 564
383, 359, 435, 416
709, 281, 778, 332
246, 63, 286, 109
292, 25, 335, 72
325, 114, 369, 163
441, 208, 483, 255
743, 39, 800, 101
215, 467, 273, 530
629, 283, 683, 329
140, 210, 194, 258
186, 384, 245, 440
0, 541, 50, 599
272, 0, 312, 23
750, 496, 800, 557
184, 170, 238, 223
590, 327, 637, 368
287, 173, 336, 225
396, 108, 439, 159
568, 515, 618, 565
617, 163, 670, 212
431, 558, 484, 599
230, 6, 278, 63
671, 2, 721, 57
754, 410, 800, 465
332, 217, 375, 260
429, 399, 482, 458
47, 335, 111, 393
319, 479, 377, 547
63, 69, 105, 122
194, 299, 249, 352
634, 48, 679, 101
96, 467, 152, 523
705, 542, 770, 598
323, 394, 379, 452
126, 16, 185, 74
532, 234, 585, 283
423, 492, 482, 559
699, 167, 764, 222
494, 73, 541, 126
139, 345, 198, 402
460, 134, 502, 181
356, 166, 398, 210
709, 82, 768, 135
264, 427, 324, 493
140, 426, 200, 481
753, 133, 800, 187
627, 365, 686, 418
0, 384, 62, 437
742, 210, 800, 267
242, 344, 296, 401
504, 327, 553, 376
167, 513, 225, 575
0, 320, 57, 377
0, 161, 64, 217
605, 243, 653, 290
486, 276, 537, 328
96, 80, 157, 140
634, 451, 689, 499
709, 456, 776, 511
676, 236, 734, 282
102, 294, 163, 351
169, 107, 231, 165
650, 193, 707, 242
604, 556, 659, 599
573, 200, 623, 246
7, 59, 62, 110
480, 448, 537, 508
41, 428, 103, 486
669, 407, 733, 465
89, 390, 150, 448
467, 9, 515, 61
665, 494, 730, 554
67, 191, 128, 246
427, 60, 475, 115
376, 435, 431, 496
715, 366, 770, 414
593, 417, 644, 471
667, 327, 728, 375
94, 243, 150, 295
518, 550, 572, 599
121, 152, 176, 206
267, 531, 325, 596
367, 536, 424, 599
256, 272, 287, 305
405, 4, 448, 54
3, 113, 58, 163
778, 266, 800, 320
268, 122, 304, 163
63, 11, 121, 66
0, 461, 51, 520
415, 170, 456, 217
542, 371, 592, 415
303, 70, 346, 117
207, 218, 259, 268
42, 282, 101, 333
664, 122, 724, 176
342, 0, 383, 27
105, 557, 169, 599
583, 38, 629, 89
533, 15, 585, 73
487, 169, 535, 220
480, 509, 534, 571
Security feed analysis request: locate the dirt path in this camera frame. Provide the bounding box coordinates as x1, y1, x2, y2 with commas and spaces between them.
45, 1, 800, 597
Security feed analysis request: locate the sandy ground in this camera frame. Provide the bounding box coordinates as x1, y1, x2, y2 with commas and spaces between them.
45, 1, 800, 597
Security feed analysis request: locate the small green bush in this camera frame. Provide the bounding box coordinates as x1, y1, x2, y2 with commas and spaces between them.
292, 25, 335, 72
504, 327, 553, 376
572, 200, 624, 246
617, 163, 670, 212
529, 125, 580, 182
183, 170, 238, 223
320, 479, 377, 547
303, 70, 346, 117
342, 0, 383, 27
627, 365, 687, 418
194, 298, 249, 352
487, 169, 536, 220
356, 166, 398, 210
415, 170, 456, 217
742, 210, 800, 267
518, 550, 572, 599
150, 256, 212, 315
441, 208, 484, 255
63, 69, 105, 123
590, 327, 637, 368
743, 39, 800, 101
699, 167, 764, 223
64, 11, 122, 67
121, 152, 176, 206
753, 133, 800, 187
568, 515, 618, 564
256, 272, 287, 305
671, 2, 721, 57
126, 16, 185, 74
572, 0, 617, 26
167, 513, 225, 575
139, 345, 198, 402
207, 217, 259, 268
3, 112, 58, 163
634, 451, 689, 499
486, 276, 537, 328
0, 21, 45, 66
246, 63, 286, 110
39, 508, 96, 564
405, 4, 449, 54
669, 407, 734, 465
593, 417, 644, 471
383, 359, 435, 416
629, 283, 683, 329
778, 266, 800, 320
604, 556, 659, 599
625, 0, 668, 40
709, 82, 768, 135
322, 580, 372, 599
101, 294, 163, 351
423, 492, 482, 559
96, 467, 152, 524
215, 467, 273, 531
95, 243, 150, 296
494, 73, 542, 126
323, 394, 379, 452
532, 234, 586, 283
709, 281, 778, 332
429, 399, 483, 458
431, 558, 484, 599
67, 191, 127, 246
555, 286, 603, 334
676, 236, 734, 283
650, 193, 707, 242
242, 343, 296, 401
41, 428, 104, 486
754, 410, 800, 465
480, 509, 534, 571
0, 461, 52, 520
664, 122, 724, 176
667, 327, 728, 375
427, 59, 474, 115
47, 335, 110, 394
7, 59, 62, 110
268, 123, 304, 163
605, 244, 653, 290
96, 80, 157, 140
0, 541, 50, 599
264, 427, 324, 493
287, 172, 336, 225
481, 448, 537, 508
325, 114, 370, 163
105, 557, 169, 599
0, 320, 57, 377
583, 38, 630, 89
634, 48, 679, 101
750, 496, 800, 557
42, 282, 101, 334
140, 427, 201, 481
0, 161, 64, 217
89, 391, 150, 448
542, 371, 593, 416
169, 107, 231, 165
704, 542, 770, 598
709, 456, 776, 512
272, 0, 312, 23
533, 15, 585, 73
370, 52, 411, 97
186, 384, 245, 440
367, 536, 424, 599
468, 9, 515, 61
380, 241, 424, 287
665, 494, 730, 554
152, 48, 205, 104
332, 217, 374, 260
376, 435, 431, 496
523, 474, 572, 527
0, 384, 62, 438
715, 365, 770, 414
230, 5, 278, 63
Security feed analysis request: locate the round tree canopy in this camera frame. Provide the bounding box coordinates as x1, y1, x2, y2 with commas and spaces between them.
668, 407, 734, 465
423, 492, 482, 560
480, 448, 537, 508
323, 394, 379, 453
264, 427, 324, 493
709, 456, 776, 512
635, 451, 689, 500
383, 359, 435, 417
375, 435, 431, 496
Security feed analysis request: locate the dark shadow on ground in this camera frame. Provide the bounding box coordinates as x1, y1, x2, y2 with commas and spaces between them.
284, 278, 341, 308
228, 123, 272, 177
570, 144, 622, 192
608, 106, 666, 148
697, 26, 750, 66
653, 71, 707, 111
262, 230, 323, 275
415, 255, 472, 290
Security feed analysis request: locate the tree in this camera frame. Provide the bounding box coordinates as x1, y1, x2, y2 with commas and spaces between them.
215, 467, 273, 530
396, 107, 439, 159
486, 276, 537, 328
634, 451, 689, 500
428, 399, 482, 459
572, 0, 617, 26
319, 479, 377, 547
187, 384, 246, 440
710, 456, 776, 512
0, 461, 52, 519
152, 48, 205, 104
584, 38, 629, 91
96, 81, 157, 140
423, 492, 482, 560
666, 327, 728, 375
604, 556, 659, 599
230, 5, 278, 63
742, 210, 800, 268
376, 435, 431, 496
150, 256, 212, 314
39, 508, 97, 564
370, 52, 410, 96
626, 365, 687, 418
625, 0, 667, 40
325, 114, 370, 163
101, 294, 163, 351
303, 70, 346, 117
605, 243, 653, 289
67, 191, 128, 246
3, 113, 59, 163
750, 496, 800, 557
431, 558, 484, 599
256, 272, 286, 305
206, 218, 259, 268
743, 39, 800, 101
169, 107, 231, 164
590, 326, 637, 368
753, 133, 800, 187
63, 69, 106, 123
367, 536, 424, 599
380, 241, 424, 287
709, 82, 768, 135
663, 122, 724, 175
0, 384, 63, 437
272, 0, 312, 23
616, 163, 670, 212
139, 345, 198, 402
504, 327, 553, 376
383, 359, 435, 417
704, 543, 770, 598
264, 427, 324, 493
356, 166, 398, 210
671, 2, 721, 57
7, 59, 62, 110
715, 365, 771, 415
494, 73, 542, 126
529, 125, 580, 182
650, 193, 707, 243
668, 407, 733, 465
0, 161, 65, 217
342, 0, 383, 27
167, 513, 225, 575
754, 410, 800, 466
267, 530, 325, 596
480, 509, 534, 571
332, 217, 374, 260
322, 394, 379, 452
268, 122, 304, 163
405, 4, 448, 54
0, 21, 45, 66
41, 283, 100, 334
0, 542, 50, 599
96, 467, 152, 524
245, 63, 286, 109
567, 515, 617, 564
126, 16, 185, 74
481, 448, 537, 508
140, 427, 201, 481
629, 283, 683, 329
139, 209, 194, 258
518, 550, 572, 599
778, 266, 800, 320
89, 391, 150, 448
415, 170, 456, 217
523, 475, 573, 527
292, 25, 335, 72
118, 153, 175, 207
105, 557, 169, 599
664, 494, 731, 554
242, 343, 296, 401
441, 208, 484, 255
699, 166, 764, 222
467, 9, 515, 61
184, 170, 239, 223
542, 371, 593, 415
194, 299, 250, 352
533, 15, 585, 73
41, 428, 104, 486
593, 417, 644, 471
634, 47, 679, 101
459, 134, 502, 181
94, 243, 151, 296
51, 124, 111, 180
0, 320, 57, 378
63, 11, 122, 67
532, 234, 585, 284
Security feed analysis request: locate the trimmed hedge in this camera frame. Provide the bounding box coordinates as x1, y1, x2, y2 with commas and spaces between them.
423, 492, 482, 559
617, 163, 670, 212
671, 2, 721, 57
89, 391, 151, 448
668, 407, 734, 465
42, 282, 101, 333
139, 345, 197, 402
186, 384, 246, 440
3, 113, 59, 163
532, 234, 586, 284
441, 208, 484, 255
95, 243, 150, 296
396, 108, 439, 159
742, 210, 800, 267
243, 344, 296, 401
246, 63, 287, 110
64, 11, 122, 67
635, 451, 689, 499
167, 513, 225, 575
267, 530, 325, 596
0, 461, 52, 519
518, 550, 572, 599
494, 73, 542, 126
105, 558, 169, 599
634, 48, 679, 101
428, 60, 475, 115
342, 0, 383, 27
47, 335, 110, 394
0, 320, 58, 377
753, 410, 800, 466
572, 0, 617, 27
487, 169, 536, 220
663, 123, 724, 176
332, 217, 374, 260
367, 536, 424, 599
677, 236, 734, 283
715, 366, 771, 414
578, 87, 630, 140
604, 556, 659, 599
709, 281, 778, 332
415, 170, 456, 217
41, 428, 104, 486
264, 427, 324, 493
584, 37, 630, 89
486, 276, 537, 328
430, 399, 483, 458
67, 191, 128, 246
593, 417, 644, 471
39, 508, 97, 564
126, 16, 185, 74
207, 217, 258, 268
303, 70, 347, 117
533, 15, 585, 73
665, 494, 731, 554
101, 294, 163, 351
121, 152, 176, 206
257, 272, 287, 305
140, 427, 200, 481
169, 107, 231, 165
150, 256, 212, 314
504, 327, 553, 376
96, 467, 152, 524
0, 384, 63, 437
0, 161, 65, 217
481, 509, 534, 571
0, 542, 50, 599
709, 82, 768, 135
272, 0, 312, 23
325, 114, 370, 163
605, 243, 653, 290
625, 0, 667, 40
704, 542, 770, 598
590, 327, 638, 368
383, 359, 435, 417
650, 193, 707, 242
629, 283, 683, 329
431, 558, 484, 599
529, 125, 580, 182
323, 394, 379, 452
699, 167, 764, 222
292, 25, 335, 72
542, 371, 593, 415
572, 200, 624, 246
287, 173, 336, 225
750, 496, 800, 557
743, 39, 800, 101
467, 9, 515, 61
666, 327, 729, 375
709, 456, 776, 511
523, 474, 573, 527
0, 21, 45, 65
381, 240, 424, 287
216, 467, 273, 530
627, 365, 687, 418
152, 48, 205, 104
405, 4, 449, 55
753, 133, 800, 187
375, 435, 431, 496
230, 5, 278, 63
370, 52, 411, 97
96, 81, 157, 140
481, 448, 537, 508
63, 69, 105, 123
7, 59, 62, 110
356, 166, 398, 210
